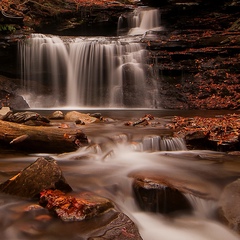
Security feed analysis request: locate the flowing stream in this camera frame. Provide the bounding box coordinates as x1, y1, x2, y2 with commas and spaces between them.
0, 121, 239, 239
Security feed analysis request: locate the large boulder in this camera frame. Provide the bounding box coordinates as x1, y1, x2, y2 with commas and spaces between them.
21, 203, 143, 239
130, 170, 220, 214
132, 176, 192, 213
217, 179, 240, 233
0, 157, 72, 198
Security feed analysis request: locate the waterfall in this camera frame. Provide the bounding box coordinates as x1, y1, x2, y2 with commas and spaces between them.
141, 135, 187, 151
19, 34, 158, 108
18, 7, 162, 109
19, 34, 69, 107
117, 7, 162, 36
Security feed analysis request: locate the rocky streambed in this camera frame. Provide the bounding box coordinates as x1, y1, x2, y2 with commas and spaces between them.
0, 109, 240, 239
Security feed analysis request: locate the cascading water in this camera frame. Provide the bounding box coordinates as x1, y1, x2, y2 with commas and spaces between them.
0, 122, 239, 239
117, 7, 162, 36
19, 34, 157, 108
19, 7, 162, 109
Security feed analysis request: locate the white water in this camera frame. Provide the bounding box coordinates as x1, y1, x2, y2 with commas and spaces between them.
56, 139, 239, 240
19, 34, 158, 108
118, 7, 162, 36
19, 7, 162, 109
0, 134, 239, 239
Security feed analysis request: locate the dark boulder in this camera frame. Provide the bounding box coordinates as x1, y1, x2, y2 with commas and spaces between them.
0, 76, 29, 109
132, 177, 192, 214
0, 157, 72, 198
22, 203, 143, 239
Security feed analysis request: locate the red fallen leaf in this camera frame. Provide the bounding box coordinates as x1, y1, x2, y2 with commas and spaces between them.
170, 114, 240, 146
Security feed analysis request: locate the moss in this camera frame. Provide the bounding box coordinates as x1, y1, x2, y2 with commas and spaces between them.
0, 24, 16, 33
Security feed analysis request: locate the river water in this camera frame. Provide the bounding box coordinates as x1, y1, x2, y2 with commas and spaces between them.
0, 109, 240, 239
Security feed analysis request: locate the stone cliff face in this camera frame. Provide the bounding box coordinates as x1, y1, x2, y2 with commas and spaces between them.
0, 0, 239, 109
142, 0, 240, 109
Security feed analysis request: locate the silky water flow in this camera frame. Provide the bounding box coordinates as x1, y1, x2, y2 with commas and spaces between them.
19, 8, 162, 109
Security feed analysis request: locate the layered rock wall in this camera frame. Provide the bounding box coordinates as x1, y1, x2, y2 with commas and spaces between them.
0, 0, 239, 109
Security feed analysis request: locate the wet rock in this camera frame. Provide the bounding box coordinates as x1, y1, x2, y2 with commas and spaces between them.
65, 111, 99, 124
2, 93, 29, 109
130, 170, 220, 215
21, 204, 143, 239
39, 189, 143, 238
88, 211, 143, 240
89, 112, 102, 119
2, 111, 50, 125
0, 76, 29, 109
0, 106, 11, 117
124, 114, 155, 127
132, 177, 192, 214
48, 110, 64, 120
217, 178, 240, 234
0, 157, 72, 198
39, 189, 114, 222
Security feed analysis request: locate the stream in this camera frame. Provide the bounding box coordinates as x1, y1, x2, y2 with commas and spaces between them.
0, 109, 240, 239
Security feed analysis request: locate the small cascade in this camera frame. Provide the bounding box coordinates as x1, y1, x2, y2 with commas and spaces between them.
142, 135, 187, 151
117, 7, 162, 36
109, 134, 187, 152
184, 193, 217, 218
19, 34, 159, 108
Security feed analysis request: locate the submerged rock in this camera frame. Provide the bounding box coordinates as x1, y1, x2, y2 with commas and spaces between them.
22, 203, 143, 239
0, 157, 72, 198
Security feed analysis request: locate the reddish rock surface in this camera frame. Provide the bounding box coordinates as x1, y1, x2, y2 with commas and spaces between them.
39, 189, 114, 221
